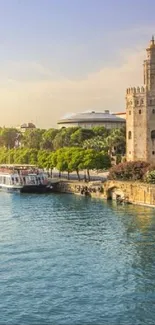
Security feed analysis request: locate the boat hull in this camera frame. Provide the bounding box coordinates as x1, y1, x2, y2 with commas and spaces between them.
0, 184, 55, 194
0, 185, 22, 193
20, 184, 48, 193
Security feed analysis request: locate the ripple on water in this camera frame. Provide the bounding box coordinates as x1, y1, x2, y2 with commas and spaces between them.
0, 193, 155, 324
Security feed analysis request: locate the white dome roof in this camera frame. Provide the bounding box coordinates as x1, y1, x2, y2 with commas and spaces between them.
58, 110, 125, 124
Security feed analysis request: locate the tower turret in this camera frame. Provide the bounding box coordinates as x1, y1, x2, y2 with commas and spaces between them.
126, 37, 155, 163
144, 36, 155, 90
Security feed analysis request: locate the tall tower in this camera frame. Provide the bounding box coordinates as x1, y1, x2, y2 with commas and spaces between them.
144, 36, 155, 90
126, 37, 155, 163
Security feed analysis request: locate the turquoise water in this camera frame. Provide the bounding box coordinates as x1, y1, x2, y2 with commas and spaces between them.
0, 192, 155, 325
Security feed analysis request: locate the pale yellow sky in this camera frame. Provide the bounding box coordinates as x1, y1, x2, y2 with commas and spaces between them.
0, 0, 154, 129
0, 48, 144, 129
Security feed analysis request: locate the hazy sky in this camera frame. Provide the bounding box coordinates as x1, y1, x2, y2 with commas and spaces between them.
0, 0, 155, 128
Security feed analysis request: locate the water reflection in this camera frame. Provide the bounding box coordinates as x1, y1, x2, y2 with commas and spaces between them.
1, 193, 155, 324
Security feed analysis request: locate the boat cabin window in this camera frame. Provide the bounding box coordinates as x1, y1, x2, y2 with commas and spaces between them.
7, 177, 10, 184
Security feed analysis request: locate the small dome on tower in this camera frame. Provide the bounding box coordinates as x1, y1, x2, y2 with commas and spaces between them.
149, 35, 155, 48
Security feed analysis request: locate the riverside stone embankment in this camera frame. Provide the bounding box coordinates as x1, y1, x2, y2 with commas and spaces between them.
55, 180, 105, 199
103, 180, 155, 207
54, 179, 155, 207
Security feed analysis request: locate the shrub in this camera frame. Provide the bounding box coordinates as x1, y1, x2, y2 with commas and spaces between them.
108, 161, 150, 181
116, 154, 122, 165
144, 170, 155, 183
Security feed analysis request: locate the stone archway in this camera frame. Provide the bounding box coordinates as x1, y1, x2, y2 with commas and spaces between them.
107, 186, 125, 201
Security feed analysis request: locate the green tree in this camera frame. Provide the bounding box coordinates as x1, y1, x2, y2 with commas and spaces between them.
41, 128, 59, 150
52, 148, 69, 178
105, 127, 126, 156
52, 147, 83, 179
0, 148, 8, 163
22, 129, 44, 149
92, 126, 109, 137
71, 128, 94, 146
79, 149, 111, 180
28, 149, 38, 165
53, 127, 79, 150
68, 147, 85, 181
83, 136, 107, 152
38, 150, 54, 174
0, 128, 20, 149
13, 148, 30, 164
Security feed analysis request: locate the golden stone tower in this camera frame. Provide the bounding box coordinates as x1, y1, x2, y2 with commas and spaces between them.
126, 36, 155, 163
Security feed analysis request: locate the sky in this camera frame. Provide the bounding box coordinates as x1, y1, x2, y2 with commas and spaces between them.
0, 0, 155, 128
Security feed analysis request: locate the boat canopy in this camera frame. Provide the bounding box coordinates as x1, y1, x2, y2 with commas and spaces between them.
0, 164, 36, 169
0, 164, 39, 175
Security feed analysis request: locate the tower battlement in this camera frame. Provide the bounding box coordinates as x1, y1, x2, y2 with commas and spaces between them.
126, 37, 155, 164
126, 86, 145, 95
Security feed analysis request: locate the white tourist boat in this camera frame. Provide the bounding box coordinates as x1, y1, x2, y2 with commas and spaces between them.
0, 164, 50, 193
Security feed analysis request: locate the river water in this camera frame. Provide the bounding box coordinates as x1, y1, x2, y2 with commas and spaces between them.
0, 192, 155, 325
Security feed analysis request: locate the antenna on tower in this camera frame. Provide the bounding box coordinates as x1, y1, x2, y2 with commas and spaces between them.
152, 35, 154, 42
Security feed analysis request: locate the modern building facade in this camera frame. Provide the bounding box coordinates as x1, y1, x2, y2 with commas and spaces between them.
57, 110, 125, 130
126, 37, 155, 163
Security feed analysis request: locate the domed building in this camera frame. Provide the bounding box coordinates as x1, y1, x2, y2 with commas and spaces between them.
17, 122, 36, 133
57, 110, 125, 129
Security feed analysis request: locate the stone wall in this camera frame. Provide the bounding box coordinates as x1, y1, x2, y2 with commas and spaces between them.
55, 180, 105, 199
55, 179, 155, 207
103, 180, 155, 207
126, 38, 155, 164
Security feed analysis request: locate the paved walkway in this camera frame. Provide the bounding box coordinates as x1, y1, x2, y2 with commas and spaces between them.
52, 169, 109, 181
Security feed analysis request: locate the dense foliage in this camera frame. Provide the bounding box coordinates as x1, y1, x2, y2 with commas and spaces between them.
1, 126, 155, 184
0, 126, 126, 154
0, 126, 126, 177
0, 147, 111, 180
108, 161, 150, 181
144, 170, 155, 184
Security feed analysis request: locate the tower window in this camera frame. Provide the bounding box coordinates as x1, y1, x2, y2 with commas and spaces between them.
128, 131, 132, 139
151, 130, 155, 139
150, 99, 152, 105
139, 110, 141, 114
152, 109, 155, 114
136, 100, 139, 105
129, 111, 131, 115
141, 99, 144, 105
152, 151, 155, 155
